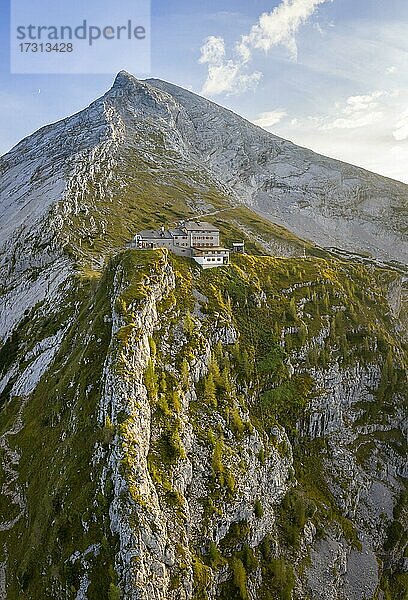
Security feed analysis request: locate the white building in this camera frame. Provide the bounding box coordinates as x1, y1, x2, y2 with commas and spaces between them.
191, 246, 229, 268
130, 221, 231, 268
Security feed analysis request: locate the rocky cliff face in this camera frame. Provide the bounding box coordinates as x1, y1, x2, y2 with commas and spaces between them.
1, 248, 406, 599
0, 72, 407, 600
99, 252, 406, 600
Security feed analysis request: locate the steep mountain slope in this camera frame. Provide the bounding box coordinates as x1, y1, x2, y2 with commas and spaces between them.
1, 69, 331, 342
1, 249, 406, 600
0, 72, 407, 600
146, 75, 407, 265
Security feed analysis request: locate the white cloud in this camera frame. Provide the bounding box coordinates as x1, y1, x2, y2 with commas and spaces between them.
343, 91, 386, 113
199, 39, 262, 96
322, 91, 389, 130
387, 144, 408, 182
238, 0, 329, 61
199, 36, 225, 66
393, 108, 408, 141
199, 36, 262, 96
253, 110, 288, 128
386, 65, 397, 75
199, 0, 330, 96
271, 88, 408, 183
323, 112, 384, 130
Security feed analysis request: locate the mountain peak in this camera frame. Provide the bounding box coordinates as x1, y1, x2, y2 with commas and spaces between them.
2, 71, 407, 267
112, 70, 141, 91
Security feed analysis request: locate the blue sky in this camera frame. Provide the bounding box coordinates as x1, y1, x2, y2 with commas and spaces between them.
1, 0, 408, 182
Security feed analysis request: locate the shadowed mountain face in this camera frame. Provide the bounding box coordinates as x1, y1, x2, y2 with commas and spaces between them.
0, 72, 407, 600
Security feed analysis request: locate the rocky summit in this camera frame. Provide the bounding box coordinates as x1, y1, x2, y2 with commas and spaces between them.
0, 71, 407, 600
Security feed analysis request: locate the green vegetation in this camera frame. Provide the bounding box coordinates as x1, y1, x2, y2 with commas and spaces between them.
380, 486, 408, 599
231, 557, 248, 600
108, 583, 121, 600
0, 267, 121, 598
62, 137, 235, 272
112, 249, 406, 597
254, 499, 264, 519
276, 487, 315, 549
57, 123, 331, 280
1, 208, 406, 599
192, 555, 211, 600
259, 555, 295, 600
